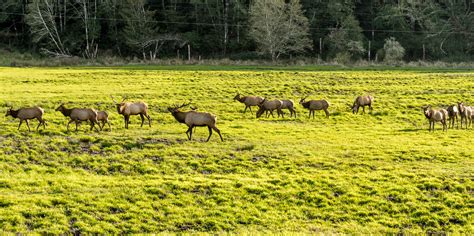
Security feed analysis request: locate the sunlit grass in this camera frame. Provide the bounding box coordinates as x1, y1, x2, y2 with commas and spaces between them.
0, 67, 472, 234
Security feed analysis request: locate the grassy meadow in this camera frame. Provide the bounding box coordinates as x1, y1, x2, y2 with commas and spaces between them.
0, 66, 473, 234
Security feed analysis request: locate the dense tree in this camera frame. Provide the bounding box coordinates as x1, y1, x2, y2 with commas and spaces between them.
0, 0, 472, 62
249, 0, 311, 61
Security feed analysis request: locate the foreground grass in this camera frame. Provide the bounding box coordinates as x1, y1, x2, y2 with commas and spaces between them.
0, 67, 473, 234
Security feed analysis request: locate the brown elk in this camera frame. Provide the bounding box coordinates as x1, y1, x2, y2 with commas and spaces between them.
5, 106, 46, 131
111, 95, 151, 129
457, 102, 472, 129
233, 93, 264, 114
55, 103, 100, 132
256, 98, 283, 118
280, 99, 297, 118
97, 111, 111, 131
351, 95, 374, 114
423, 106, 448, 132
299, 96, 330, 119
168, 101, 223, 142
446, 104, 459, 129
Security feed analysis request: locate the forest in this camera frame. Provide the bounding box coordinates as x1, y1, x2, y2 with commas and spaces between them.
0, 0, 473, 62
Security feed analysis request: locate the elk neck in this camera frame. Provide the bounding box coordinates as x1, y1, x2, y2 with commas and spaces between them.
302, 101, 310, 109
171, 110, 188, 124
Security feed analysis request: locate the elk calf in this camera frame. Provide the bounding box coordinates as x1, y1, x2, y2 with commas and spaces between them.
111, 95, 151, 129
457, 102, 472, 129
97, 111, 111, 131
351, 95, 374, 114
168, 102, 223, 142
299, 97, 330, 119
256, 99, 283, 118
280, 100, 296, 118
56, 104, 99, 132
423, 106, 448, 132
5, 106, 46, 131
233, 93, 264, 114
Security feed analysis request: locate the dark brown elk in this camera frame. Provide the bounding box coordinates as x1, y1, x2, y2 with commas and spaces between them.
299, 96, 330, 119
256, 98, 283, 118
111, 95, 151, 129
351, 95, 374, 114
423, 106, 448, 132
55, 103, 99, 132
233, 93, 264, 114
168, 101, 223, 142
280, 99, 296, 118
446, 104, 459, 129
5, 106, 46, 131
457, 102, 472, 129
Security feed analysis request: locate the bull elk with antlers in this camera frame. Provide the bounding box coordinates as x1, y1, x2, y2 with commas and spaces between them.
299, 96, 330, 119
111, 95, 151, 129
168, 101, 223, 142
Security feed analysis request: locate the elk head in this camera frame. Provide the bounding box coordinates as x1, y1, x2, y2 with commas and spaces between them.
233, 93, 241, 101
167, 100, 192, 114
111, 95, 127, 114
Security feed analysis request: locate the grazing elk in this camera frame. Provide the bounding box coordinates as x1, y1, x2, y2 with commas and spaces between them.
299, 96, 330, 119
351, 95, 374, 114
446, 104, 459, 129
423, 106, 448, 132
457, 102, 472, 129
111, 95, 151, 129
280, 99, 297, 118
55, 103, 99, 132
256, 98, 283, 118
168, 101, 223, 142
5, 106, 46, 131
233, 93, 264, 114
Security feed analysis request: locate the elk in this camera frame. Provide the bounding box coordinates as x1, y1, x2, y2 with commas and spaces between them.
168, 101, 223, 142
233, 93, 264, 114
446, 104, 459, 129
423, 106, 448, 132
457, 102, 472, 129
256, 98, 283, 118
351, 95, 374, 114
111, 95, 151, 129
55, 103, 99, 132
5, 106, 46, 131
299, 96, 330, 119
97, 111, 111, 131
280, 99, 297, 118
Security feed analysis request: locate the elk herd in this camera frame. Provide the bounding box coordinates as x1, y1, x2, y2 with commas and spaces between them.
3, 93, 473, 140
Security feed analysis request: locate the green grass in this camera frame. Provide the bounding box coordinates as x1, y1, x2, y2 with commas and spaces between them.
0, 67, 473, 234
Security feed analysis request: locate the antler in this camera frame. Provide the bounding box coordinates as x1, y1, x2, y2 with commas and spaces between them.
121, 95, 127, 103
110, 95, 118, 104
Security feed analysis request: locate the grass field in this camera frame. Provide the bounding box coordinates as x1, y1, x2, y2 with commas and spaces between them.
0, 66, 473, 234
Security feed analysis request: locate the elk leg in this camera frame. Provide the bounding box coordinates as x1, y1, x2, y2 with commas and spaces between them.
140, 114, 145, 127
188, 125, 194, 140
185, 127, 191, 139
243, 106, 248, 113
213, 126, 223, 142
146, 114, 151, 127
362, 106, 366, 114
206, 126, 213, 142
107, 121, 112, 131
18, 120, 23, 130
308, 111, 311, 119
75, 120, 79, 132
67, 119, 74, 131
248, 106, 252, 113
36, 118, 42, 131
269, 110, 274, 118
312, 110, 315, 119
324, 109, 330, 118
25, 120, 31, 132
125, 115, 130, 129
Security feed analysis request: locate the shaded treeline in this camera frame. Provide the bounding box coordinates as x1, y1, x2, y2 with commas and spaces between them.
0, 0, 472, 61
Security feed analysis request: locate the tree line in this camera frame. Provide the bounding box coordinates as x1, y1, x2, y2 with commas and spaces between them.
0, 0, 472, 62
